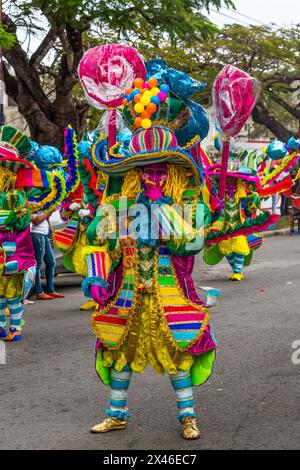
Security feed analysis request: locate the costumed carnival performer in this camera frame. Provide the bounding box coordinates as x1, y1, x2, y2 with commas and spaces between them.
203, 137, 300, 281
77, 47, 240, 439
53, 128, 106, 311
0, 124, 81, 337
202, 65, 300, 281
0, 126, 37, 341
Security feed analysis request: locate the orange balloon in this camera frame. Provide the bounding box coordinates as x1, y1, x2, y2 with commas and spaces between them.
134, 78, 144, 88
148, 77, 158, 88
147, 103, 157, 113
122, 98, 128, 105
134, 117, 143, 127
134, 94, 141, 103
125, 87, 133, 95
141, 110, 151, 119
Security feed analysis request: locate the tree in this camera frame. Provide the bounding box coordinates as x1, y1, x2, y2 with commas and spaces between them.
1, 0, 234, 148
148, 24, 300, 141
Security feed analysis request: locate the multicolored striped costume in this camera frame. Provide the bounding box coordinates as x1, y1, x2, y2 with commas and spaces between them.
78, 59, 224, 436
204, 179, 266, 279
84, 181, 218, 421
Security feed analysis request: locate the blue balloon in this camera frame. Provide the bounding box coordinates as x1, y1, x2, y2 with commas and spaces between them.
132, 89, 141, 97
150, 95, 160, 105
160, 84, 170, 94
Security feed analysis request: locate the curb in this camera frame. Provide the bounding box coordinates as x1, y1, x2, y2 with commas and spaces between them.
263, 228, 291, 237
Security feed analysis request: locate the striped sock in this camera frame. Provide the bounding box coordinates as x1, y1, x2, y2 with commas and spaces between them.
7, 296, 23, 331
233, 254, 245, 274
0, 296, 7, 329
169, 370, 196, 421
226, 253, 236, 272
105, 365, 132, 420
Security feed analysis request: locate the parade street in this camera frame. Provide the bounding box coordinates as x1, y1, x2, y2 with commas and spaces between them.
0, 235, 299, 451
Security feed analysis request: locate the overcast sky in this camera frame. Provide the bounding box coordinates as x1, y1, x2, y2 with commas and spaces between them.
213, 0, 299, 27
12, 0, 300, 58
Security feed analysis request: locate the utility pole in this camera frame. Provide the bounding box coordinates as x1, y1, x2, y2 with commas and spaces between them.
0, 0, 5, 126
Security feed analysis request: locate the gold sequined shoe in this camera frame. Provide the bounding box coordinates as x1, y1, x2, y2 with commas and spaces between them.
181, 417, 201, 440
80, 300, 97, 311
90, 417, 126, 433
231, 273, 243, 282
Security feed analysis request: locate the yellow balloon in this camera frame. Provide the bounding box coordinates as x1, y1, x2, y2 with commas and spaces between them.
134, 103, 144, 114
140, 95, 150, 106
141, 118, 152, 129
150, 87, 160, 96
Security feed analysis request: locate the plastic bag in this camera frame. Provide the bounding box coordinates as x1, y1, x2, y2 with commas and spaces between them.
213, 65, 261, 137
78, 44, 146, 110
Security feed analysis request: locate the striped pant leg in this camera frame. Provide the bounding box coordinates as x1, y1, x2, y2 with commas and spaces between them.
7, 296, 23, 331
0, 296, 8, 329
232, 253, 245, 274
105, 365, 132, 420
169, 370, 196, 421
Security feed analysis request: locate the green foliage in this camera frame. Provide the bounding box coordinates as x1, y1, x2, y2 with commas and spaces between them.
0, 25, 16, 50
144, 23, 300, 138
9, 0, 235, 40
4, 0, 299, 141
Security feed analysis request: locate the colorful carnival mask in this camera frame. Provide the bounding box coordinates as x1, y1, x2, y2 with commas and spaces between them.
141, 163, 168, 201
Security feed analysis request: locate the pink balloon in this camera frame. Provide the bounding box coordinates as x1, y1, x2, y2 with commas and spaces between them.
78, 44, 146, 109
158, 91, 167, 103
213, 65, 260, 137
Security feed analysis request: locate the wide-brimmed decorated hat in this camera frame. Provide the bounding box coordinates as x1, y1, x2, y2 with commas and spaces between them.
90, 71, 206, 185
207, 158, 259, 183
0, 125, 33, 171
91, 125, 203, 185
206, 136, 260, 183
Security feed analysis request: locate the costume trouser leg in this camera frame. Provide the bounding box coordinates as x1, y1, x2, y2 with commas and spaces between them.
169, 370, 196, 421
7, 296, 23, 330
32, 233, 46, 294
226, 253, 236, 273
0, 296, 7, 329
44, 235, 56, 294
105, 367, 196, 421
226, 253, 245, 274
106, 365, 132, 419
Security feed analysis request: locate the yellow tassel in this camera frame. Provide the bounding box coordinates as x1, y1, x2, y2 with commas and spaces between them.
121, 168, 142, 198
164, 164, 189, 203
0, 167, 17, 192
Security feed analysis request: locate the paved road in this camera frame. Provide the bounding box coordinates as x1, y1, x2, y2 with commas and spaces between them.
0, 235, 300, 450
